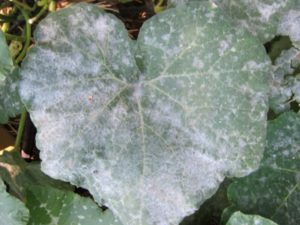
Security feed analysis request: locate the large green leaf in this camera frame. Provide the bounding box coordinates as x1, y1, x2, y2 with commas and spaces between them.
226, 212, 278, 225
0, 30, 22, 123
227, 112, 300, 225
26, 186, 121, 225
0, 178, 29, 225
19, 2, 270, 225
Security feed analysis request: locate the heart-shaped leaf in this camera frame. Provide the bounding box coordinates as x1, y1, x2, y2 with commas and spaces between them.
20, 3, 270, 225
0, 30, 22, 123
227, 112, 300, 225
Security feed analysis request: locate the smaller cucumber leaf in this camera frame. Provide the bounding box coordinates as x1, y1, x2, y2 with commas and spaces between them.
0, 178, 29, 225
0, 30, 22, 123
26, 185, 122, 225
227, 112, 300, 225
0, 149, 72, 201
270, 47, 300, 113
226, 212, 278, 225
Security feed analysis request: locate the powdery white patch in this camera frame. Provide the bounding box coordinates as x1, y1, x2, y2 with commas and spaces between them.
221, 0, 296, 43
192, 58, 204, 70
278, 10, 300, 47
256, 2, 283, 21
94, 15, 115, 42
218, 40, 229, 56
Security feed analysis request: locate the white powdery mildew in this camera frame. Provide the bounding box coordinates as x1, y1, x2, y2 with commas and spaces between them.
221, 0, 297, 43
256, 2, 285, 22
278, 10, 300, 48
19, 2, 271, 225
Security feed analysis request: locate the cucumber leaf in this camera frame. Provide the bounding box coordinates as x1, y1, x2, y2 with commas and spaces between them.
227, 112, 300, 225
26, 186, 121, 225
269, 47, 300, 113
226, 212, 278, 225
0, 30, 22, 123
20, 3, 270, 225
0, 178, 29, 225
0, 149, 72, 201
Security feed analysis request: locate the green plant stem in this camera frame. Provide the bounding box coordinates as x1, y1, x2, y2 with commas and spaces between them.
29, 4, 48, 24
15, 7, 31, 64
10, 0, 35, 11
4, 33, 25, 41
14, 107, 27, 150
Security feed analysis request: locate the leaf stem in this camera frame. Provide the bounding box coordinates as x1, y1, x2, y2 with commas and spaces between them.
4, 33, 25, 41
10, 0, 35, 12
15, 6, 31, 64
29, 4, 48, 24
14, 107, 27, 150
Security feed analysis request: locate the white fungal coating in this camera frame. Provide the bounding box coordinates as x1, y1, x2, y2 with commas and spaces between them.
19, 3, 271, 225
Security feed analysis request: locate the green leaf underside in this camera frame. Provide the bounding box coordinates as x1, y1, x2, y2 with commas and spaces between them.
0, 178, 29, 225
0, 30, 22, 123
226, 211, 278, 225
26, 186, 122, 225
20, 3, 270, 225
228, 112, 300, 225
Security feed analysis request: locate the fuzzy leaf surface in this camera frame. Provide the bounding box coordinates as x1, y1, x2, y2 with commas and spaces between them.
0, 178, 29, 225
0, 30, 21, 123
20, 3, 270, 225
228, 112, 300, 225
226, 212, 278, 225
269, 47, 300, 113
26, 186, 122, 225
220, 0, 297, 43
278, 9, 300, 49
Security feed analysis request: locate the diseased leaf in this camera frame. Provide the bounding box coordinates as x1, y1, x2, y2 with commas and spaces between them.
0, 30, 22, 123
20, 3, 270, 225
227, 112, 300, 225
269, 47, 300, 113
226, 212, 278, 225
26, 186, 122, 225
0, 178, 29, 225
219, 0, 297, 43
278, 10, 300, 49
